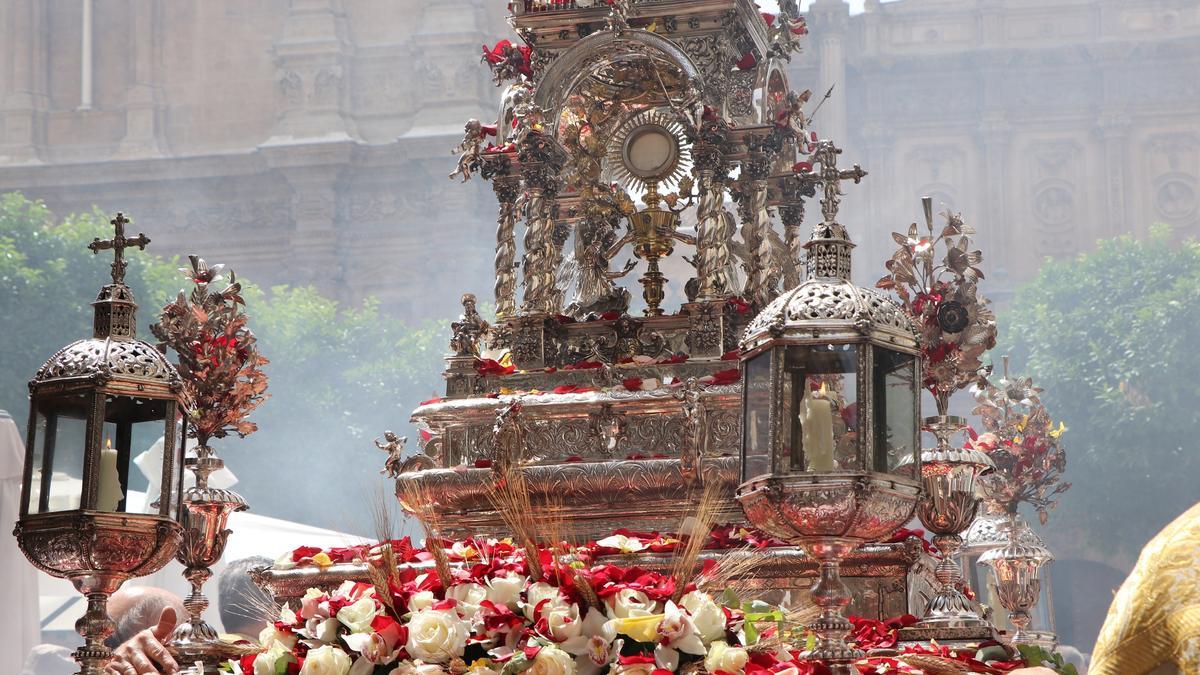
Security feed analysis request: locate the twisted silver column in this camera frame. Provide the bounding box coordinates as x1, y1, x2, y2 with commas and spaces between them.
493, 176, 521, 318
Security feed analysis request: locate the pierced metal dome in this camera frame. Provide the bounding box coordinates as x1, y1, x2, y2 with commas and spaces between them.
34, 336, 178, 385
742, 275, 916, 350
962, 512, 1047, 555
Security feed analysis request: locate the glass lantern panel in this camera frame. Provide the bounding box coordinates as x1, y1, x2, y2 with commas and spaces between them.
873, 348, 918, 474
29, 394, 91, 513
742, 351, 773, 481
782, 344, 858, 472
965, 554, 1055, 635
100, 395, 168, 514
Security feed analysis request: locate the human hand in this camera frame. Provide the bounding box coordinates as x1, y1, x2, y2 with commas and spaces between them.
104, 605, 180, 674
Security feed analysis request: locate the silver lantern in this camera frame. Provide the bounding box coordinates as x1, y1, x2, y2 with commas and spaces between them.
736, 143, 922, 669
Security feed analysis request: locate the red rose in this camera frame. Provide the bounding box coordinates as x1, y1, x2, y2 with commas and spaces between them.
476, 358, 516, 376
291, 545, 322, 563
705, 368, 741, 386
622, 377, 643, 391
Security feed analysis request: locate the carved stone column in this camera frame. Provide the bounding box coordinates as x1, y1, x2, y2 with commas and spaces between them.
116, 0, 166, 158
1096, 111, 1131, 240
978, 114, 1010, 268
859, 121, 893, 272
265, 0, 358, 144
262, 141, 354, 291
807, 0, 849, 144
0, 0, 48, 164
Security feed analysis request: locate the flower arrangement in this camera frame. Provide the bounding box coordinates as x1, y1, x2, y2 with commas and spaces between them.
151, 256, 269, 448
969, 371, 1071, 524
876, 202, 997, 415
237, 536, 1056, 675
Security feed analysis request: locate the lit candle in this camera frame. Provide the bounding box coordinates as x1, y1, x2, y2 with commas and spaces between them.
800, 382, 836, 471
96, 438, 123, 511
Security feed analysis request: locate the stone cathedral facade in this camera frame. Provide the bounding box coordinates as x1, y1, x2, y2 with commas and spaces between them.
1, 0, 1198, 316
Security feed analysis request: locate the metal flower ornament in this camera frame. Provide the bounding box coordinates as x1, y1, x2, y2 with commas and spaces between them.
151, 255, 269, 447
876, 197, 998, 415
971, 363, 1071, 524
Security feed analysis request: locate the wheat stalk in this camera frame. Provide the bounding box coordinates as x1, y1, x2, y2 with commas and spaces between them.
669, 482, 726, 602
398, 480, 454, 588
484, 465, 544, 581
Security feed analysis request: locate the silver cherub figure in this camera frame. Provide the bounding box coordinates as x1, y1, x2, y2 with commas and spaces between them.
375, 431, 408, 479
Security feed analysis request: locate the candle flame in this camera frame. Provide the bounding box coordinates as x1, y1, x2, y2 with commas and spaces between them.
818, 382, 829, 397
105, 438, 111, 449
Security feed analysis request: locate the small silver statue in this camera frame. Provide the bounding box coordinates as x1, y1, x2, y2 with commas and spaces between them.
375, 431, 408, 479
450, 119, 488, 182
450, 293, 490, 357
674, 377, 705, 482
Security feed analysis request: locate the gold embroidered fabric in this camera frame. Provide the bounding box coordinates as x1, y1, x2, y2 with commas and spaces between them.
1091, 501, 1200, 675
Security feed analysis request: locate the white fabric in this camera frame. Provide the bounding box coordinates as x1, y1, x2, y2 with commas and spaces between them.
0, 410, 41, 675
134, 435, 238, 512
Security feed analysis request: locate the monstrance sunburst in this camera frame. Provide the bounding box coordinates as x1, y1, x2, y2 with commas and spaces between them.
606, 108, 693, 196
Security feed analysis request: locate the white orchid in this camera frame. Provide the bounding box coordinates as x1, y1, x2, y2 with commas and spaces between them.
560, 609, 624, 675
652, 601, 707, 671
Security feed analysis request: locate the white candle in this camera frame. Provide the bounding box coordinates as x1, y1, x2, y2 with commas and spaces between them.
799, 383, 836, 471
96, 438, 123, 512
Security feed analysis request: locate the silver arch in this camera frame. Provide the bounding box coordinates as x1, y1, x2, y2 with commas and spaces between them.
533, 29, 704, 136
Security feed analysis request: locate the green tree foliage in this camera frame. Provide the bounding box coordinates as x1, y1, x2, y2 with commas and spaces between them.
1000, 226, 1200, 565
0, 193, 446, 533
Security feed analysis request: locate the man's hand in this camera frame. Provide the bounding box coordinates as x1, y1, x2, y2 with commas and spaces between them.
104, 605, 180, 674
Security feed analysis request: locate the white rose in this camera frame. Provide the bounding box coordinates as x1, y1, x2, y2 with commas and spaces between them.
607, 588, 657, 618
408, 590, 436, 613
301, 588, 328, 620
254, 643, 293, 675
703, 641, 748, 674
528, 645, 577, 675
306, 616, 339, 643
405, 608, 470, 663
273, 550, 297, 571
524, 582, 566, 620
545, 603, 582, 642
486, 572, 527, 608
300, 645, 353, 675
337, 596, 381, 634
258, 624, 298, 651
389, 661, 447, 675
446, 582, 488, 619
680, 591, 726, 643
